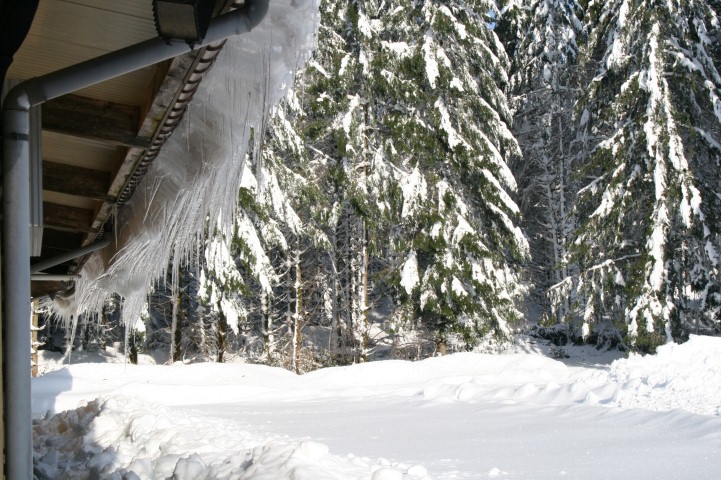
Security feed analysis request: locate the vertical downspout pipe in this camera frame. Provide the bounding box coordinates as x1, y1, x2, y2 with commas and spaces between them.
1, 1, 268, 478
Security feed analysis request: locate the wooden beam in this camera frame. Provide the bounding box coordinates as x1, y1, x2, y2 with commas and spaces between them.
43, 202, 95, 234
31, 281, 71, 299
43, 160, 111, 200
42, 94, 151, 149
40, 228, 84, 250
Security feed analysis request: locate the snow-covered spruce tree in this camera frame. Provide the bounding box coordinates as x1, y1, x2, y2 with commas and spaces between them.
499, 0, 585, 325
198, 32, 347, 369
557, 0, 721, 350
348, 0, 529, 351
204, 85, 334, 369
272, 0, 398, 362
199, 183, 278, 362
205, 0, 529, 360
257, 109, 333, 371
198, 230, 245, 362
198, 95, 325, 367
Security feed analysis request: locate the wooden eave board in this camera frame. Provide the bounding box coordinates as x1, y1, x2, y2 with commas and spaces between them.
42, 131, 121, 172
6, 0, 157, 108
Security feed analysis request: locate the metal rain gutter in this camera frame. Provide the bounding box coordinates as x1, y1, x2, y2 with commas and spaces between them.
1, 1, 268, 477
116, 0, 250, 207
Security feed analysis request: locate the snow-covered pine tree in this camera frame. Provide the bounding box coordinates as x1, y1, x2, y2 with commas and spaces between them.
364, 0, 529, 350
558, 0, 721, 350
500, 0, 585, 324
249, 84, 335, 369
272, 0, 396, 362
199, 0, 530, 362
199, 224, 252, 361
199, 164, 281, 362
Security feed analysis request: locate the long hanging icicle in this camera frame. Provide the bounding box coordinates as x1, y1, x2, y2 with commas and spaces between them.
43, 0, 321, 334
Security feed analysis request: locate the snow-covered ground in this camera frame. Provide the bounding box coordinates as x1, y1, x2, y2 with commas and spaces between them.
32, 336, 721, 479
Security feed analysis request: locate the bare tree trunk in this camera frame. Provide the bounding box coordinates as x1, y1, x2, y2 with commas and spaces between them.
358, 103, 371, 362
216, 302, 227, 363
170, 263, 182, 363
345, 216, 355, 358
360, 222, 370, 362
435, 337, 447, 356
261, 290, 274, 359
349, 217, 359, 362
127, 303, 138, 364
328, 247, 341, 362
292, 238, 303, 374
128, 328, 138, 365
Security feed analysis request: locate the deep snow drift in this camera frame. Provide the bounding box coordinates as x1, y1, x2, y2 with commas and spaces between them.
32, 336, 721, 479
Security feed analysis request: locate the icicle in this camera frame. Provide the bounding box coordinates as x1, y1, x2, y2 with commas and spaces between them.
44, 0, 321, 331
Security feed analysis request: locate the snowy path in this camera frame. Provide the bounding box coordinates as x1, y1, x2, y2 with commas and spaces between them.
32, 337, 721, 479
186, 396, 721, 479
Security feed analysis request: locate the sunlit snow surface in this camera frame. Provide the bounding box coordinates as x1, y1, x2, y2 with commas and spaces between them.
44, 0, 320, 331
33, 336, 721, 479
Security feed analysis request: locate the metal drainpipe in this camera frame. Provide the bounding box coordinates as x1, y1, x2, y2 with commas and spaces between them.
1, 1, 268, 478
30, 237, 112, 274
30, 275, 78, 282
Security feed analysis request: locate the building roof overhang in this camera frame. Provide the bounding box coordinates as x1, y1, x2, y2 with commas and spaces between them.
4, 0, 237, 298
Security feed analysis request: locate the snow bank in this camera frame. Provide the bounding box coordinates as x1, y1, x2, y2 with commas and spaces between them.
32, 337, 721, 479
606, 335, 721, 416
35, 336, 721, 418
33, 396, 430, 480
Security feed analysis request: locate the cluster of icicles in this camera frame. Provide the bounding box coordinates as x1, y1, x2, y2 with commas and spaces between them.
43, 0, 320, 346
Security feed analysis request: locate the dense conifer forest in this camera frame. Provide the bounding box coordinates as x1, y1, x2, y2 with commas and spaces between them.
45, 0, 721, 369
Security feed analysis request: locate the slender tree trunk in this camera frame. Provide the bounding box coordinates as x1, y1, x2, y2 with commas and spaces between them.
360, 222, 370, 362
349, 217, 360, 361
170, 264, 182, 363
100, 304, 109, 351
557, 109, 572, 320
261, 290, 274, 359
292, 238, 303, 374
216, 301, 227, 363
435, 337, 447, 356
281, 247, 295, 370
328, 247, 341, 362
127, 306, 138, 365
338, 216, 352, 360
359, 101, 372, 362
128, 329, 138, 365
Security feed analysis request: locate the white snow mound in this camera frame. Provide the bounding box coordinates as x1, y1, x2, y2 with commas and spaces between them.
33, 396, 430, 480
31, 336, 721, 479
606, 335, 721, 416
